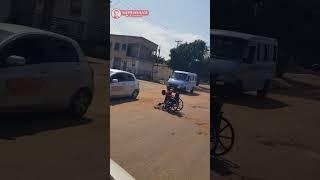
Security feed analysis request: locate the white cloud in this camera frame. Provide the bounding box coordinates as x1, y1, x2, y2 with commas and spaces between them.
110, 17, 209, 60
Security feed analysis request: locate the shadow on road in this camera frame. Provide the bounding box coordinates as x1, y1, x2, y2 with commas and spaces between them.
272, 76, 320, 101
0, 112, 93, 140
110, 98, 138, 106
168, 111, 184, 117
211, 156, 239, 176
225, 94, 289, 110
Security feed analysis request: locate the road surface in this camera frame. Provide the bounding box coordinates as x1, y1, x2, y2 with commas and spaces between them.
212, 73, 320, 180
0, 58, 108, 180
111, 81, 210, 180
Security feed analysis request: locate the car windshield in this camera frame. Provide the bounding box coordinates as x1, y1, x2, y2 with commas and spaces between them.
211, 35, 247, 61
172, 72, 188, 81
0, 30, 13, 43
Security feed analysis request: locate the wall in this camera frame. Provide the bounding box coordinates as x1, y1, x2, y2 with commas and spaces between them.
153, 64, 173, 83
0, 0, 10, 22
136, 60, 154, 79
86, 0, 107, 41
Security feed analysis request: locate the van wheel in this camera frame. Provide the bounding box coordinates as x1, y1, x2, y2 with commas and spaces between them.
190, 87, 194, 94
69, 89, 92, 117
257, 80, 270, 98
131, 90, 139, 99
232, 80, 243, 97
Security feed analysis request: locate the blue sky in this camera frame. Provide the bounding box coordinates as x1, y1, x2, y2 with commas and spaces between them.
110, 0, 210, 59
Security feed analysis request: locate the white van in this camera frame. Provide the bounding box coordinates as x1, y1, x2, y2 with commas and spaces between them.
210, 29, 278, 97
167, 71, 197, 93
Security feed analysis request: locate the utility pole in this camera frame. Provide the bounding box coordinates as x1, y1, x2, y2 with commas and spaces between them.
158, 46, 161, 58
175, 40, 182, 48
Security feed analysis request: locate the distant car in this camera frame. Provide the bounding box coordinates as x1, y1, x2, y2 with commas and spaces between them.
110, 69, 139, 99
167, 71, 197, 93
0, 23, 94, 117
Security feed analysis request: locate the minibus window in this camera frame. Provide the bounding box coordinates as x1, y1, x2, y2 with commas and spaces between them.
257, 45, 260, 61
172, 72, 188, 81
264, 45, 268, 61
273, 46, 277, 61
212, 36, 247, 60
245, 46, 255, 64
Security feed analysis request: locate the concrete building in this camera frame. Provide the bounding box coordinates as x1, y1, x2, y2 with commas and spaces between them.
0, 0, 108, 58
110, 34, 158, 79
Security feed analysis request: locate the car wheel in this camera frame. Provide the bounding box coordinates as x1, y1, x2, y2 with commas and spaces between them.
131, 90, 139, 99
69, 89, 92, 117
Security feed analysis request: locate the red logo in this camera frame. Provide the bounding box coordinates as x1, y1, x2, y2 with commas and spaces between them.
111, 9, 149, 19
111, 9, 122, 19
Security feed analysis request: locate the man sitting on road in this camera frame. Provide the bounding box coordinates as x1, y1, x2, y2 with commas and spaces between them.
154, 87, 174, 110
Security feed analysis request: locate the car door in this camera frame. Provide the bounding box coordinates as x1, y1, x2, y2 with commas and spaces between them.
110, 73, 128, 97
124, 73, 135, 95
191, 75, 196, 88
41, 36, 82, 107
0, 35, 49, 109
241, 44, 257, 91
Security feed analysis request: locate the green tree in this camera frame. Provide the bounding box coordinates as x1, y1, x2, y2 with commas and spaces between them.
168, 40, 209, 72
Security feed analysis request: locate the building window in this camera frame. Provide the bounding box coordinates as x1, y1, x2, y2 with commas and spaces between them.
113, 57, 121, 69
126, 43, 139, 57
70, 0, 82, 17
122, 44, 127, 51
114, 42, 120, 51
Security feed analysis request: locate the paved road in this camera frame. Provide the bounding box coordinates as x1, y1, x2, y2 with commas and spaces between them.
111, 81, 210, 180
211, 73, 320, 180
0, 60, 107, 180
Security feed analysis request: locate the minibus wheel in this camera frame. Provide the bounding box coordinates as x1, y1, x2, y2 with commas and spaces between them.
257, 80, 270, 98
234, 80, 243, 97
190, 87, 194, 94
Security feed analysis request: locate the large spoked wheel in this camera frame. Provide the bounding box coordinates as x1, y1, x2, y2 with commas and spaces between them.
211, 117, 235, 156
165, 98, 179, 113
177, 98, 184, 111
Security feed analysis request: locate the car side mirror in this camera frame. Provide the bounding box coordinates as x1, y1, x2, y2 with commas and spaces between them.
6, 55, 26, 66
112, 79, 119, 83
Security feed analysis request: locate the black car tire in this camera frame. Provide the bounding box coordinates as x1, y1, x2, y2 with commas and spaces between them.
69, 88, 92, 118
131, 90, 139, 99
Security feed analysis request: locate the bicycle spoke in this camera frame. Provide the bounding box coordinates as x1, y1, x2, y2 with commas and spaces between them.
218, 139, 227, 150
219, 135, 232, 139
219, 124, 229, 133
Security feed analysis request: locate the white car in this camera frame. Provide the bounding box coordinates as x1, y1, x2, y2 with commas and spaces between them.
110, 69, 139, 99
0, 23, 94, 117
